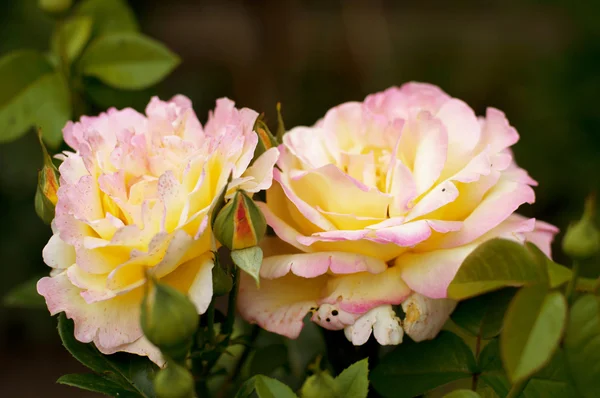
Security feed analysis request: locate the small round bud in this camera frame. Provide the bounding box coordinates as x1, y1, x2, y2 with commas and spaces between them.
212, 191, 267, 250
153, 362, 195, 398
38, 0, 72, 15
140, 280, 198, 360
562, 195, 600, 260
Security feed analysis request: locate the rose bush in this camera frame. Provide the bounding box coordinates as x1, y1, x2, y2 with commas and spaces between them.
37, 96, 278, 364
238, 83, 558, 345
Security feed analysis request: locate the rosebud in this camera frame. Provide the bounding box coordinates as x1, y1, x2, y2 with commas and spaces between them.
562, 194, 600, 260
38, 0, 72, 15
252, 115, 278, 161
153, 361, 195, 398
212, 191, 267, 250
276, 102, 285, 141
35, 131, 59, 224
140, 279, 198, 360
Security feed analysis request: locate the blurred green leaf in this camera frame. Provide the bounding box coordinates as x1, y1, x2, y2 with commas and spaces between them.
443, 390, 481, 398
3, 276, 45, 309
80, 33, 179, 90
501, 286, 566, 383
52, 16, 93, 65
0, 51, 71, 146
564, 294, 600, 398
250, 344, 288, 376
57, 313, 157, 397
371, 331, 476, 398
74, 0, 138, 37
231, 246, 263, 286
451, 288, 516, 339
236, 375, 297, 398
448, 239, 548, 300
57, 373, 139, 398
335, 358, 369, 398
479, 339, 579, 398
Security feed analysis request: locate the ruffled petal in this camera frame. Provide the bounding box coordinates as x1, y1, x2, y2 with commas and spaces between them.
259, 251, 387, 279
37, 272, 144, 352
344, 305, 403, 346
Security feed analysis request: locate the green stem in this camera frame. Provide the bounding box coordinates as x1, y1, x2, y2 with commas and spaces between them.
506, 379, 528, 398
566, 260, 581, 304
223, 267, 240, 337
206, 299, 216, 344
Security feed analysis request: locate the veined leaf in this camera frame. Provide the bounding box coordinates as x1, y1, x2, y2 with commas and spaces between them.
448, 239, 548, 300
371, 332, 476, 398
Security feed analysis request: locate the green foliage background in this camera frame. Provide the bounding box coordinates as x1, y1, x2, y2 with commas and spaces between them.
1, 0, 599, 396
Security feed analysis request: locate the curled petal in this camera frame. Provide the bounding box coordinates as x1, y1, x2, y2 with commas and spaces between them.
401, 293, 456, 342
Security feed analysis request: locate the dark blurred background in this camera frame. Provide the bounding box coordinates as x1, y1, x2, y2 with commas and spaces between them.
1, 0, 599, 396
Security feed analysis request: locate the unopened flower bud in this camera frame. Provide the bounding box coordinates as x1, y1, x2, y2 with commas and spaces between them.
140, 280, 198, 360
35, 131, 59, 224
38, 0, 72, 15
562, 194, 600, 260
153, 361, 195, 398
212, 191, 267, 250
253, 116, 278, 161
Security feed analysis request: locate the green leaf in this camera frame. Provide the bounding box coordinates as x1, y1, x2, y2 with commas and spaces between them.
525, 242, 572, 288
52, 16, 93, 65
57, 313, 157, 397
448, 239, 548, 300
236, 375, 297, 398
564, 294, 600, 398
57, 373, 139, 398
336, 358, 369, 398
231, 246, 263, 286
371, 331, 477, 398
74, 0, 138, 37
301, 372, 338, 398
479, 339, 580, 398
80, 33, 179, 90
3, 276, 45, 309
451, 288, 516, 339
500, 285, 567, 383
444, 390, 481, 398
0, 51, 71, 145
250, 344, 288, 376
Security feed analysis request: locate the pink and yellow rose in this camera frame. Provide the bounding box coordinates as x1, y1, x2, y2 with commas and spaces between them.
238, 83, 558, 345
37, 96, 278, 364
